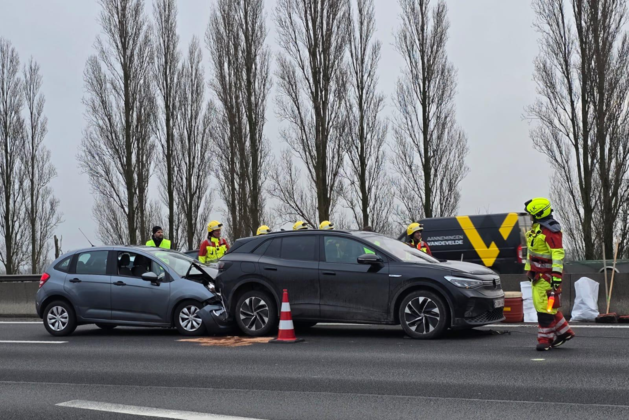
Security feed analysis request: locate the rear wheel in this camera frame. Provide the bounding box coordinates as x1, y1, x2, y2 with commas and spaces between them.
95, 323, 117, 330
235, 290, 278, 337
43, 301, 77, 337
399, 290, 447, 339
174, 301, 205, 336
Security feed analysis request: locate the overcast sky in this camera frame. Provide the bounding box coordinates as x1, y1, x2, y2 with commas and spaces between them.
0, 0, 550, 251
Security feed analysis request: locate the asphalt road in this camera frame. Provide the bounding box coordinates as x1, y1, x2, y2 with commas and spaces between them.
1, 321, 629, 420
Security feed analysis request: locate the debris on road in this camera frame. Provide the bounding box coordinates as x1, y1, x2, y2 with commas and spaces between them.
178, 336, 271, 347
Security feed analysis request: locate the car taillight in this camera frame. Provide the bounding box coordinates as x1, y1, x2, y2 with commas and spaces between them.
517, 245, 523, 264
39, 273, 50, 288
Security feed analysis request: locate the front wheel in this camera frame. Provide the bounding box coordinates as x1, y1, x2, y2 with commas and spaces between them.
399, 290, 448, 339
43, 301, 77, 337
174, 301, 205, 336
235, 290, 278, 337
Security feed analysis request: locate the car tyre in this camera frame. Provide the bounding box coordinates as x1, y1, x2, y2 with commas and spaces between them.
399, 290, 448, 339
174, 301, 205, 336
95, 323, 117, 330
235, 290, 278, 337
43, 301, 77, 337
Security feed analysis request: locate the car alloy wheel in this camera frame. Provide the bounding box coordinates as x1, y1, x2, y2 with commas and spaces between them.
404, 297, 440, 335
179, 305, 202, 332
47, 306, 69, 332
239, 297, 269, 332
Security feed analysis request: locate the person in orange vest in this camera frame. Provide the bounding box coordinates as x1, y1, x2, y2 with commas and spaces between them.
406, 223, 432, 255
524, 198, 575, 351
198, 221, 230, 263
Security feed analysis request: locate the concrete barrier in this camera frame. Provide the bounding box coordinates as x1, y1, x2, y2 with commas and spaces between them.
0, 276, 40, 317
500, 273, 629, 317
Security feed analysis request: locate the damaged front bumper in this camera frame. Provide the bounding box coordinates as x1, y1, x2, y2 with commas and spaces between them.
198, 303, 234, 335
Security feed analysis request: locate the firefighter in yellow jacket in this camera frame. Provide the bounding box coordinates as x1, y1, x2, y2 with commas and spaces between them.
524, 198, 575, 351
198, 221, 230, 264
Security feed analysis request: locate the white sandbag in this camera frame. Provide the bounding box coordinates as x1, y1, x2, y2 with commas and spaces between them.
571, 277, 600, 322
520, 281, 538, 322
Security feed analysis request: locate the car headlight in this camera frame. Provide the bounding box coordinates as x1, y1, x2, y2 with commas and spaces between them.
445, 276, 484, 289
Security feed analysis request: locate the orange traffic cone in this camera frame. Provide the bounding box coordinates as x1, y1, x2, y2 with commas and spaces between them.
270, 289, 304, 344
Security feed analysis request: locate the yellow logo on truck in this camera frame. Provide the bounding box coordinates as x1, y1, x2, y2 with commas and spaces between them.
456, 213, 518, 267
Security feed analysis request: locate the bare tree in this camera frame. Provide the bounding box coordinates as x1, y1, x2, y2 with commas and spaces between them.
528, 0, 629, 259
341, 0, 393, 233
272, 0, 350, 225
392, 0, 468, 223
23, 58, 61, 273
207, 0, 270, 241
78, 0, 155, 245
0, 38, 27, 274
153, 0, 180, 246
176, 37, 213, 250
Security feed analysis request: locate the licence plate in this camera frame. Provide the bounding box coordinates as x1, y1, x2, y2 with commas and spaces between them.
494, 298, 505, 308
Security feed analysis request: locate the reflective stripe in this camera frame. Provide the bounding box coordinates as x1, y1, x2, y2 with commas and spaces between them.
557, 324, 570, 335
538, 332, 555, 338
531, 261, 553, 269
529, 250, 552, 260
555, 318, 567, 329
279, 320, 294, 330
538, 327, 554, 333
281, 302, 291, 312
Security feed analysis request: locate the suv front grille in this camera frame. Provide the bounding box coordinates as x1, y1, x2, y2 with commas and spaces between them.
468, 307, 504, 324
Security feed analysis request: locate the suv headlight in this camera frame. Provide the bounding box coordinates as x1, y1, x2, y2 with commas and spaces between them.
445, 276, 483, 289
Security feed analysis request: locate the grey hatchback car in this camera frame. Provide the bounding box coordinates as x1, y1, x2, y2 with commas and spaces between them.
36, 246, 231, 337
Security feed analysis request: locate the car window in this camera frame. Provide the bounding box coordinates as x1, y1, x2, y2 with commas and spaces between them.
151, 260, 167, 281
324, 236, 376, 264
281, 236, 317, 261
75, 251, 108, 275
253, 239, 271, 255
264, 238, 281, 258
117, 251, 156, 278
361, 234, 438, 264
145, 249, 203, 277
54, 256, 72, 273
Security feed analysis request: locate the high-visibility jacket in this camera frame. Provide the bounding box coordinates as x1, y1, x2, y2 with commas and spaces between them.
146, 238, 171, 249
410, 240, 432, 256
198, 237, 229, 263
524, 222, 564, 281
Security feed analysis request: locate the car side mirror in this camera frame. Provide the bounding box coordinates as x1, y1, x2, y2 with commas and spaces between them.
141, 272, 158, 282
357, 253, 383, 265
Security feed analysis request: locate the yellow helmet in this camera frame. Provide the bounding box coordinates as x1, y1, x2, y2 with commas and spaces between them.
407, 222, 424, 236
293, 221, 309, 231
257, 225, 271, 235
207, 220, 223, 232
524, 197, 552, 220
319, 220, 334, 230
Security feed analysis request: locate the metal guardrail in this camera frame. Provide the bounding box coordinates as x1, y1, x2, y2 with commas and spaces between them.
0, 275, 40, 283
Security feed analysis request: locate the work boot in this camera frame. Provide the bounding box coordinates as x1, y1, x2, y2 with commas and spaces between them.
536, 342, 552, 351
551, 331, 575, 348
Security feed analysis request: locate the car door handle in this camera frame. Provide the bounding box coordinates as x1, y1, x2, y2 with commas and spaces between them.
322, 271, 336, 276
69, 278, 81, 283
113, 281, 126, 286
263, 267, 277, 271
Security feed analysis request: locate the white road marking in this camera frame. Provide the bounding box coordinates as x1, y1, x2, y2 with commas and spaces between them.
56, 400, 264, 420
531, 359, 545, 361
0, 321, 42, 324
0, 340, 67, 344
487, 324, 629, 329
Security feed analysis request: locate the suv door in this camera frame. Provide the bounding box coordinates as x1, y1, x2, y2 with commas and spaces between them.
64, 250, 111, 320
258, 236, 320, 319
110, 251, 171, 323
319, 236, 390, 322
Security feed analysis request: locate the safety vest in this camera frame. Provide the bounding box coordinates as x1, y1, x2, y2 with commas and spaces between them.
410, 240, 431, 255
146, 239, 171, 249
524, 223, 564, 280
199, 237, 229, 263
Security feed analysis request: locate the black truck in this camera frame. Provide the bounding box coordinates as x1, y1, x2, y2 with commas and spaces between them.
400, 213, 531, 274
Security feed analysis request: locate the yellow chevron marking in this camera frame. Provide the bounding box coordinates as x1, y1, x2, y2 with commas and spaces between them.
456, 216, 500, 267
499, 213, 519, 240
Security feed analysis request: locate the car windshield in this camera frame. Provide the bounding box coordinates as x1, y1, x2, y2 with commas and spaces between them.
358, 233, 439, 264
144, 249, 205, 277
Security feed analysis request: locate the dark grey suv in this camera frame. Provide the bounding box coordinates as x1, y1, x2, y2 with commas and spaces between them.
216, 230, 505, 339
36, 246, 230, 336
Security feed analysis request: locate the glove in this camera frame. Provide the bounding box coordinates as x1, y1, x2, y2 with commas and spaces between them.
551, 277, 561, 291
